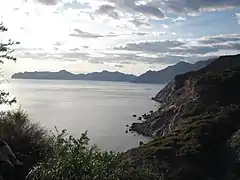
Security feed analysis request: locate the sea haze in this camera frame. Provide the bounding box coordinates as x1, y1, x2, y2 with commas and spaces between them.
2, 79, 164, 152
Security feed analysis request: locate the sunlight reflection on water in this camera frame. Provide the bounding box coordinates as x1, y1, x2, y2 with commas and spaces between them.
3, 79, 164, 152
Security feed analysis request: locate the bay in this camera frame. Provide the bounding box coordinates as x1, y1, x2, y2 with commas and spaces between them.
2, 79, 164, 152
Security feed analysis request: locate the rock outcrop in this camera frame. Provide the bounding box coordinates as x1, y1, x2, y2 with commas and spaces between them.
124, 54, 240, 180
131, 54, 240, 137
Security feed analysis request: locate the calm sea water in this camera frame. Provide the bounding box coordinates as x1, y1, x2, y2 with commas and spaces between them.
2, 79, 164, 152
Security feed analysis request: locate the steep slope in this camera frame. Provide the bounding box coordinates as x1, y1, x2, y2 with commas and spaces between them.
133, 59, 214, 84
124, 54, 240, 180
131, 54, 240, 137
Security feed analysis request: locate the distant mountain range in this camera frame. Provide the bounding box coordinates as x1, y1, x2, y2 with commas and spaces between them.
12, 70, 137, 82
133, 59, 215, 84
12, 58, 215, 84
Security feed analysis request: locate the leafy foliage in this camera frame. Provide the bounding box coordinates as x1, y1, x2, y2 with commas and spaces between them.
0, 110, 157, 180
0, 90, 16, 105
0, 110, 52, 179
27, 129, 157, 180
0, 23, 19, 62
0, 23, 19, 105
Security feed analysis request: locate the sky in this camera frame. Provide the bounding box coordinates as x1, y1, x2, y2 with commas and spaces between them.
0, 0, 239, 76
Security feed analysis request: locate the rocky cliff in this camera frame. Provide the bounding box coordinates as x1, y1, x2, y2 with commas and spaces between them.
124, 54, 240, 180
131, 54, 240, 137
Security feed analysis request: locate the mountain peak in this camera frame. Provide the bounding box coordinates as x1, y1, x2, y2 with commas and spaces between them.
176, 61, 190, 65
12, 69, 136, 82
133, 58, 214, 84
59, 70, 70, 73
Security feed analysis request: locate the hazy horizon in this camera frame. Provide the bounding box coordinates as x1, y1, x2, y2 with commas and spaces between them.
10, 56, 220, 76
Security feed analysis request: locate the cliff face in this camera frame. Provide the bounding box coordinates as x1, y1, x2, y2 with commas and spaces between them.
124, 54, 240, 180
131, 54, 240, 137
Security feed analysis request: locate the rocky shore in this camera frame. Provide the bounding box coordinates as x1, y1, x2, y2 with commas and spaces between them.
122, 54, 240, 179
130, 54, 240, 138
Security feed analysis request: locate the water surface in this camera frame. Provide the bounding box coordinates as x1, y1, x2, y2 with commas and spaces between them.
2, 79, 164, 152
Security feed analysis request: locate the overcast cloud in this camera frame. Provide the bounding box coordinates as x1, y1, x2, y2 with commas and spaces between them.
69, 29, 103, 38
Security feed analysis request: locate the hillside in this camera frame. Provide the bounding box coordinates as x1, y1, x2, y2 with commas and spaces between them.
133, 59, 214, 84
124, 54, 240, 179
11, 70, 136, 82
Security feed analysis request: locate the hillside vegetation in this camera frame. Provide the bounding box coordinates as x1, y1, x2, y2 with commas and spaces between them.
128, 54, 240, 179
0, 111, 156, 180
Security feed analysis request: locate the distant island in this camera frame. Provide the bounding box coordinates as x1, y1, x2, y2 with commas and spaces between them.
12, 70, 137, 82
12, 59, 215, 84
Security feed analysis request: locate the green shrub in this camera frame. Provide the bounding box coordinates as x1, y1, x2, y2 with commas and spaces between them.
27, 130, 157, 180
0, 110, 157, 180
0, 109, 52, 179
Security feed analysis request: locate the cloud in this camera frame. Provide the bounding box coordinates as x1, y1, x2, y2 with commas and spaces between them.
96, 5, 120, 19
132, 32, 149, 36
69, 29, 121, 38
163, 24, 168, 28
69, 29, 103, 38
134, 4, 165, 19
177, 45, 219, 54
98, 0, 165, 21
17, 47, 207, 66
114, 64, 124, 68
163, 0, 240, 13
35, 0, 60, 5
173, 17, 186, 23
89, 60, 105, 64
115, 40, 186, 52
63, 1, 90, 9
59, 52, 90, 60
198, 34, 240, 44
93, 52, 182, 65
105, 32, 121, 37
94, 0, 239, 22
236, 13, 240, 24
114, 34, 240, 57
15, 33, 240, 69
53, 42, 62, 46
69, 48, 80, 51
17, 47, 90, 61
93, 50, 198, 65
129, 19, 150, 27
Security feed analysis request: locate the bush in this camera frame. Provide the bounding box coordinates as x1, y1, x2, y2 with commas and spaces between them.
0, 109, 52, 179
27, 130, 157, 180
0, 110, 157, 180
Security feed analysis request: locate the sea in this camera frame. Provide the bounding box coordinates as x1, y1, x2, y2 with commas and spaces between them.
1, 79, 164, 152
